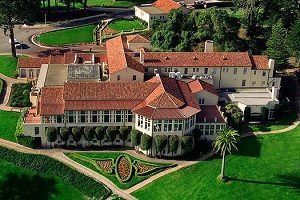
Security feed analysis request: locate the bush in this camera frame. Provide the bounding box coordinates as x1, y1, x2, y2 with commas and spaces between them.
155, 135, 167, 156
131, 129, 141, 150
261, 107, 269, 124
181, 135, 194, 153
84, 127, 94, 141
95, 126, 105, 145
16, 135, 35, 148
119, 126, 130, 144
46, 127, 57, 143
0, 147, 111, 198
106, 126, 117, 145
14, 108, 29, 137
140, 134, 152, 152
9, 82, 32, 107
244, 107, 251, 123
60, 127, 70, 142
169, 135, 179, 156
72, 127, 82, 142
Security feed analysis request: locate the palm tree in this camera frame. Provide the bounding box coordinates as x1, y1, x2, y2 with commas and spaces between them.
213, 127, 239, 181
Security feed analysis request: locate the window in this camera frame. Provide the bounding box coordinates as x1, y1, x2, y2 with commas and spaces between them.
222, 68, 226, 72
269, 109, 275, 119
234, 68, 237, 74
103, 111, 110, 122
165, 68, 168, 72
78, 111, 89, 123
262, 71, 266, 76
117, 75, 120, 81
34, 127, 39, 135
174, 119, 183, 131
56, 116, 62, 123
184, 68, 188, 74
115, 111, 123, 122
153, 120, 162, 132
91, 111, 99, 122
199, 98, 205, 105
210, 125, 215, 135
242, 80, 246, 86
163, 120, 172, 132
199, 125, 204, 135
193, 68, 196, 72
145, 118, 150, 131
138, 115, 143, 128
204, 68, 208, 74
205, 125, 210, 135
125, 111, 133, 122
66, 111, 76, 123
196, 68, 199, 72
253, 70, 257, 75
243, 68, 247, 74
213, 68, 217, 74
133, 75, 137, 81
216, 125, 221, 133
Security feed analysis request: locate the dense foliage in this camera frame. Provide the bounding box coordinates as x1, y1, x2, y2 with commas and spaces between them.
95, 126, 105, 142
140, 134, 152, 152
0, 147, 110, 198
84, 126, 94, 141
46, 127, 57, 143
169, 135, 179, 156
131, 129, 141, 150
119, 126, 130, 144
106, 126, 118, 145
16, 135, 35, 148
0, 79, 3, 97
60, 127, 70, 142
181, 136, 193, 153
9, 82, 32, 107
72, 127, 82, 142
155, 135, 167, 156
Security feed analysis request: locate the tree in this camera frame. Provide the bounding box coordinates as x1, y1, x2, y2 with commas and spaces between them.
72, 127, 82, 144
213, 127, 239, 180
0, 0, 41, 57
244, 106, 251, 123
84, 126, 94, 141
82, 0, 88, 10
169, 135, 179, 156
155, 135, 167, 157
119, 126, 130, 145
140, 134, 152, 154
60, 127, 70, 144
288, 19, 300, 66
95, 126, 105, 146
181, 136, 193, 153
46, 127, 57, 146
106, 126, 117, 145
261, 107, 269, 124
131, 129, 141, 151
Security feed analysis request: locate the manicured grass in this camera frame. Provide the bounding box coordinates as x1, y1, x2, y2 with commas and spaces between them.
108, 19, 145, 32
0, 159, 84, 200
66, 152, 173, 189
0, 110, 20, 142
133, 126, 300, 199
37, 24, 97, 46
48, 0, 153, 8
0, 147, 111, 199
248, 110, 297, 132
0, 55, 18, 78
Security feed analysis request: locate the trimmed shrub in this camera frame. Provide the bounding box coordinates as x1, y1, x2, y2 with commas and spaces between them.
244, 106, 251, 123
84, 127, 94, 141
106, 126, 117, 145
72, 127, 82, 143
14, 108, 29, 137
60, 127, 70, 142
9, 82, 32, 107
95, 126, 106, 145
45, 127, 57, 143
155, 135, 167, 156
16, 135, 35, 148
181, 135, 194, 153
131, 129, 141, 151
119, 126, 130, 145
169, 135, 179, 156
140, 134, 152, 152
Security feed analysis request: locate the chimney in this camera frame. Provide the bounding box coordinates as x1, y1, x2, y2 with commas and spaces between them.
214, 117, 217, 122
268, 59, 275, 70
204, 117, 206, 123
73, 54, 77, 64
204, 40, 214, 53
271, 87, 279, 100
139, 49, 144, 64
92, 54, 95, 64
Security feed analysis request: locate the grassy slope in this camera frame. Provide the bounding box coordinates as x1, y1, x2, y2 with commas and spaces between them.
0, 110, 20, 142
0, 55, 18, 78
0, 159, 84, 200
66, 152, 172, 189
108, 19, 145, 32
133, 126, 300, 200
37, 25, 97, 46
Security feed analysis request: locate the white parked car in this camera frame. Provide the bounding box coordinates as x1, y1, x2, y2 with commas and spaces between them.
8, 38, 21, 48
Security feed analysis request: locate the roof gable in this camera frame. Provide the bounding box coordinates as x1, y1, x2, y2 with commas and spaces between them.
153, 0, 182, 13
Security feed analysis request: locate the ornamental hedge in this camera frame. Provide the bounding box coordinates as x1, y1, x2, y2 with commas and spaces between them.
115, 155, 133, 183
16, 135, 35, 148
14, 108, 29, 137
0, 147, 110, 199
9, 82, 32, 107
0, 79, 3, 98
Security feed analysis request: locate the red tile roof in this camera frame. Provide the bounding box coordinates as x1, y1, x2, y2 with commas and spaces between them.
251, 55, 269, 70
126, 35, 150, 43
196, 106, 226, 123
153, 0, 182, 13
18, 57, 49, 68
143, 52, 253, 67
40, 86, 64, 115
188, 80, 218, 95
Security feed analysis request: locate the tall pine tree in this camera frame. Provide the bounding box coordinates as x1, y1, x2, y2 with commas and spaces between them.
265, 19, 289, 70
288, 19, 300, 66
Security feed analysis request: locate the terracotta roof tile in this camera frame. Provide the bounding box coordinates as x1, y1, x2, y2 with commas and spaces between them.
143, 52, 253, 67
40, 86, 64, 115
188, 79, 218, 95
153, 0, 182, 13
251, 55, 269, 70
18, 57, 49, 68
65, 100, 142, 110
126, 35, 150, 43
196, 106, 226, 123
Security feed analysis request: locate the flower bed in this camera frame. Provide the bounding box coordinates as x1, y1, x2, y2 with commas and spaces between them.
96, 159, 114, 174
136, 161, 155, 174
115, 155, 133, 182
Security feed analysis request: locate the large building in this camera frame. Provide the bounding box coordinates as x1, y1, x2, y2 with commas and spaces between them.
21, 34, 280, 156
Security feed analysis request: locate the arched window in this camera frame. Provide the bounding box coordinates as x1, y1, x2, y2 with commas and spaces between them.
29, 69, 34, 78
20, 69, 26, 78
36, 69, 40, 78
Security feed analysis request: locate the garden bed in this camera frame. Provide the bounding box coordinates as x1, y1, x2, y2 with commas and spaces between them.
9, 82, 32, 107
66, 152, 175, 189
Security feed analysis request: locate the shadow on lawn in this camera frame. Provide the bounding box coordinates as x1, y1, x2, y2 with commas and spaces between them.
0, 172, 58, 200
234, 135, 262, 158
229, 174, 300, 194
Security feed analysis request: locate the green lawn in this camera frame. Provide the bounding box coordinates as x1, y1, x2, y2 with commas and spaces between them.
108, 19, 145, 32
0, 159, 84, 200
0, 146, 110, 199
133, 126, 300, 199
47, 0, 153, 8
37, 24, 97, 46
248, 110, 297, 132
66, 152, 173, 189
0, 110, 20, 142
0, 55, 18, 78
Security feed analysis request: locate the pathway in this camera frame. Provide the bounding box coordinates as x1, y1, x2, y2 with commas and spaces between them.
0, 73, 27, 112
